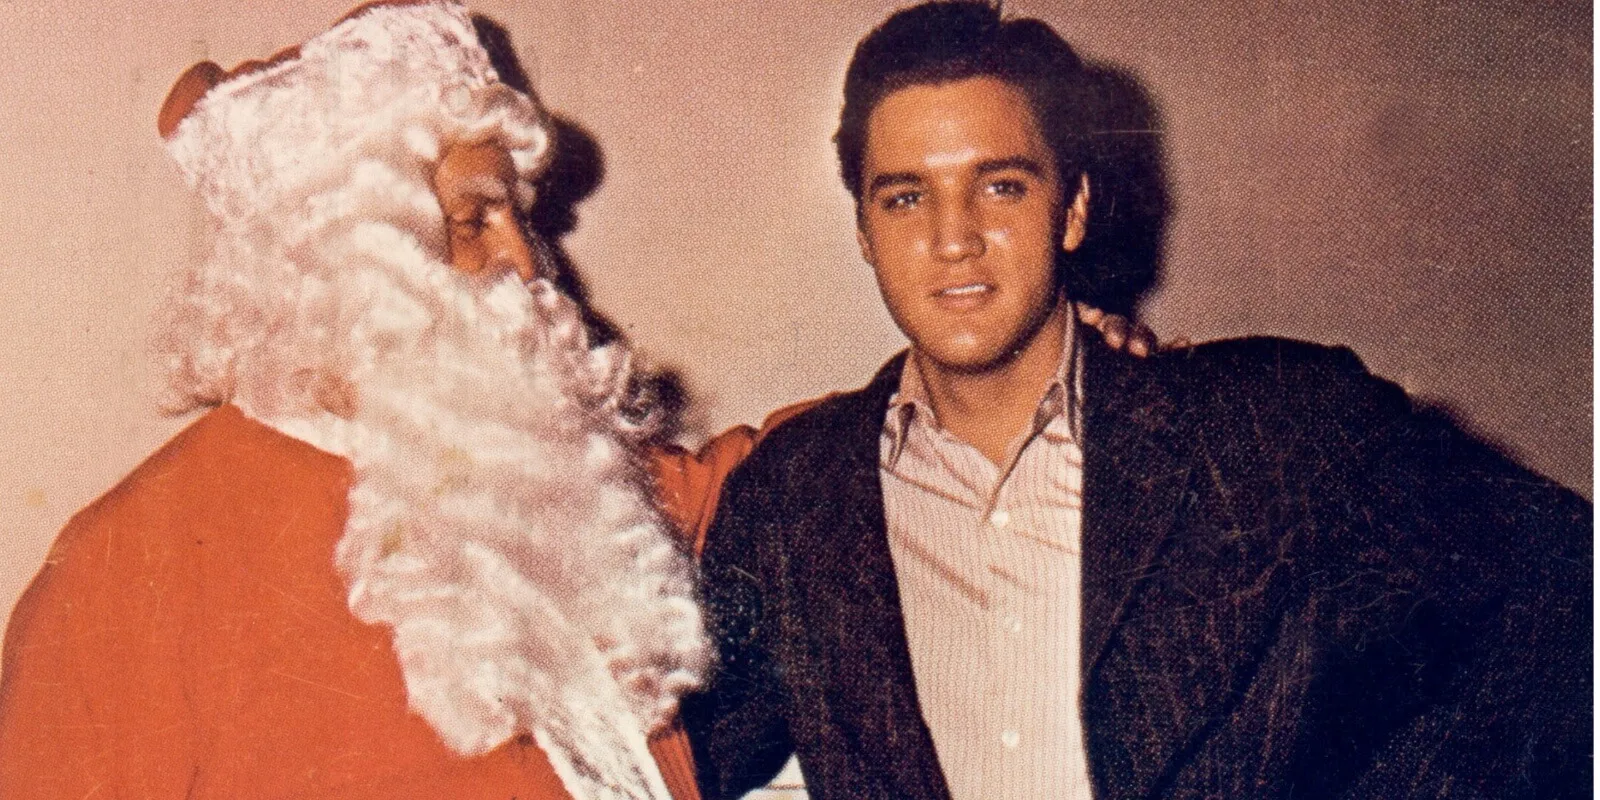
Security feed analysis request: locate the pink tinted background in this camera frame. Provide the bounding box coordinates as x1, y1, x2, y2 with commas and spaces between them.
0, 0, 1589, 631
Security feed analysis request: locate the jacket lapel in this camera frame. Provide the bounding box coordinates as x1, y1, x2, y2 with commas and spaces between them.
1080, 339, 1193, 673
788, 354, 952, 799
1080, 339, 1205, 795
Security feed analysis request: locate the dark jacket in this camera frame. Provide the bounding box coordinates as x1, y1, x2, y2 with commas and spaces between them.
681, 335, 1591, 799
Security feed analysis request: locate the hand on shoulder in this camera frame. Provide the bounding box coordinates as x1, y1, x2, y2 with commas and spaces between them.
1074, 301, 1189, 357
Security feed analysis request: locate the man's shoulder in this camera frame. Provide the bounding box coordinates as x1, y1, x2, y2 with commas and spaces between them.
1155, 335, 1369, 390
755, 391, 872, 446
743, 387, 883, 473
60, 405, 352, 559
717, 359, 903, 504
1142, 335, 1389, 420
733, 338, 1385, 468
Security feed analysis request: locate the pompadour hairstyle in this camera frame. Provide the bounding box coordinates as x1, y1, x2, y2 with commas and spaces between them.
834, 1, 1173, 313
834, 1, 1097, 204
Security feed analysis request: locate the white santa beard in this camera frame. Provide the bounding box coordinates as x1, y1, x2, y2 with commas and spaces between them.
222, 204, 707, 799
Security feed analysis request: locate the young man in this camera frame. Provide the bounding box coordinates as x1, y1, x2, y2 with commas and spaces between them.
680, 3, 1590, 799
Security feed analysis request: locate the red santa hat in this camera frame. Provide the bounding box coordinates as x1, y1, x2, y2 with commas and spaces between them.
157, 0, 552, 226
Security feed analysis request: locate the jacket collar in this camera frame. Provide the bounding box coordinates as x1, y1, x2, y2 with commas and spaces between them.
881, 322, 1082, 467
1079, 338, 1193, 676
840, 337, 1193, 679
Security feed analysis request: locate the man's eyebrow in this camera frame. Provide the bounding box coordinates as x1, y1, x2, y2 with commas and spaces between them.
866, 171, 925, 195
975, 155, 1048, 177
865, 156, 1049, 195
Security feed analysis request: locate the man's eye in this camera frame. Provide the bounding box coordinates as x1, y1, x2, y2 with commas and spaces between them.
987, 179, 1027, 199
450, 217, 484, 237
881, 190, 922, 211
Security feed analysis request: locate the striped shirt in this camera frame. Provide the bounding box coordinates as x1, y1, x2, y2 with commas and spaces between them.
879, 325, 1092, 800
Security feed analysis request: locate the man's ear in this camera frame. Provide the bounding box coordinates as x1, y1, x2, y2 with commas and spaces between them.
855, 224, 876, 266
1061, 173, 1090, 253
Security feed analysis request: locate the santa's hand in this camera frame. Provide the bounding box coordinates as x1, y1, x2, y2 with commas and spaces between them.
1074, 302, 1182, 358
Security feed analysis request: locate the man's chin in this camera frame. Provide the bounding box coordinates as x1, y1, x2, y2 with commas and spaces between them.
912, 337, 1024, 377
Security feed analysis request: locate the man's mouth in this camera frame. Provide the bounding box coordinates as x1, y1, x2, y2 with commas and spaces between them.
937, 283, 991, 297
932, 282, 994, 310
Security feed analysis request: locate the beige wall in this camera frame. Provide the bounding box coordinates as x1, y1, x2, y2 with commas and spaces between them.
0, 0, 1589, 630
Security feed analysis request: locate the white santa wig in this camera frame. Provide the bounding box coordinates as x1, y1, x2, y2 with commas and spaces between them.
152, 5, 708, 798
157, 0, 552, 417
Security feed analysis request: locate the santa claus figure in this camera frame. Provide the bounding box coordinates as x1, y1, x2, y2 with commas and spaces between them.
0, 3, 731, 797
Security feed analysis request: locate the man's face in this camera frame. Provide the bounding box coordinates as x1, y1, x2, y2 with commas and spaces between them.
856, 76, 1087, 375
432, 141, 537, 282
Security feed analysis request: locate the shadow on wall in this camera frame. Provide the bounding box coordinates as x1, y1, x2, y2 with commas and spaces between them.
1064, 61, 1173, 318
476, 15, 695, 444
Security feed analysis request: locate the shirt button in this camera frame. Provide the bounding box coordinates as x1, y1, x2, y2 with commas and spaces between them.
1000, 729, 1020, 749
1001, 614, 1023, 634
988, 509, 1011, 529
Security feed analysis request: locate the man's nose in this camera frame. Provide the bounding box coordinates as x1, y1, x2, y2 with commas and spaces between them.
482, 211, 537, 282
932, 199, 984, 262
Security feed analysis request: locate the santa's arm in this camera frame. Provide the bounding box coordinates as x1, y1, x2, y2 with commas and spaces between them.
645, 399, 833, 798
0, 503, 202, 798
650, 426, 759, 558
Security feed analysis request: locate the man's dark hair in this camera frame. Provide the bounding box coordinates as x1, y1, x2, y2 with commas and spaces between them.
834, 1, 1096, 204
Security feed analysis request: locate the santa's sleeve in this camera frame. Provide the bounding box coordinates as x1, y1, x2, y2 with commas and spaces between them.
638, 426, 754, 799
0, 495, 202, 797
649, 426, 760, 558
648, 395, 835, 558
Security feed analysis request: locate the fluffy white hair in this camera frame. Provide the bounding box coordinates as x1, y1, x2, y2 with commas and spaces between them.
153, 5, 707, 798
163, 2, 549, 229
322, 224, 708, 798
159, 2, 550, 416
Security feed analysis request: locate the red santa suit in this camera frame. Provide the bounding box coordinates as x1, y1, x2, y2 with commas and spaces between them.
0, 404, 759, 798
0, 2, 750, 796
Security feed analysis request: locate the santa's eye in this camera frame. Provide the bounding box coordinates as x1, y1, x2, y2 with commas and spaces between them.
449, 215, 484, 237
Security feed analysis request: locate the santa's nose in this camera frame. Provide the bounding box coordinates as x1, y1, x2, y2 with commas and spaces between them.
482, 211, 537, 282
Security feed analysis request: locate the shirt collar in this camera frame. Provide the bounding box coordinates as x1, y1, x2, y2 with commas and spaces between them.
883, 319, 1081, 467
